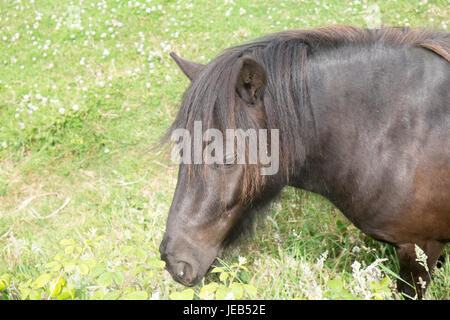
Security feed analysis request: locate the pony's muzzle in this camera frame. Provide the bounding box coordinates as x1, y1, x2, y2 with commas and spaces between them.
159, 236, 200, 286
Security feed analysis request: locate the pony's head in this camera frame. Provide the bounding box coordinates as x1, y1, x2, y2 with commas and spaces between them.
159, 51, 285, 286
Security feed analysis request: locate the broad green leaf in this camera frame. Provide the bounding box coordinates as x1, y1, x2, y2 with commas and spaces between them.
211, 267, 224, 273
45, 261, 62, 272
57, 291, 72, 300
97, 272, 114, 287
215, 285, 229, 300
0, 281, 5, 291
62, 257, 76, 267
135, 248, 147, 259
65, 245, 74, 255
169, 289, 195, 300
121, 290, 148, 300
230, 283, 244, 300
29, 290, 42, 300
84, 258, 97, 267
112, 271, 125, 286
91, 289, 105, 300
133, 265, 147, 276
34, 273, 52, 289
198, 282, 219, 299
53, 252, 64, 262
57, 287, 76, 300
78, 263, 90, 275
219, 271, 229, 282
325, 278, 357, 300
326, 278, 343, 291
104, 290, 121, 300
49, 277, 66, 298
147, 257, 165, 269
90, 265, 106, 278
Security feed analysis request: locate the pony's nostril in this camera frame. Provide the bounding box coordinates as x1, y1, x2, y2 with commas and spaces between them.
176, 261, 194, 284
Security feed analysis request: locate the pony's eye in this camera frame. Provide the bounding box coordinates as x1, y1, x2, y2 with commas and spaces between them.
212, 153, 236, 169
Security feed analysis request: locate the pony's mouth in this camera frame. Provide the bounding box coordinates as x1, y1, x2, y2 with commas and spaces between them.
206, 258, 220, 275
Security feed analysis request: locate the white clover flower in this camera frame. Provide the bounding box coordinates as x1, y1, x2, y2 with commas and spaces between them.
59, 107, 65, 114
351, 260, 361, 273
238, 256, 247, 266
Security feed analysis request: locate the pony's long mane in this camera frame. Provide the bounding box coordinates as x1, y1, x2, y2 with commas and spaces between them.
165, 25, 449, 203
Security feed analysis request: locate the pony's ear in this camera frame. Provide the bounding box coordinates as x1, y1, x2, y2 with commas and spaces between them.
235, 57, 267, 105
170, 52, 205, 81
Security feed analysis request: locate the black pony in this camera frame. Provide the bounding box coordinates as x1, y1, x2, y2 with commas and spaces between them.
159, 25, 449, 299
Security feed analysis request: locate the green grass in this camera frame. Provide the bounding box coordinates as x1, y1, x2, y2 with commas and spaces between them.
0, 0, 448, 300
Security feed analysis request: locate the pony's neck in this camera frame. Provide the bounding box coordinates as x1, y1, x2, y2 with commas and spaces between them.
286, 45, 412, 205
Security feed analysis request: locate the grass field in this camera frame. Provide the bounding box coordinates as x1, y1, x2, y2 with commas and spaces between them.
0, 0, 448, 300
